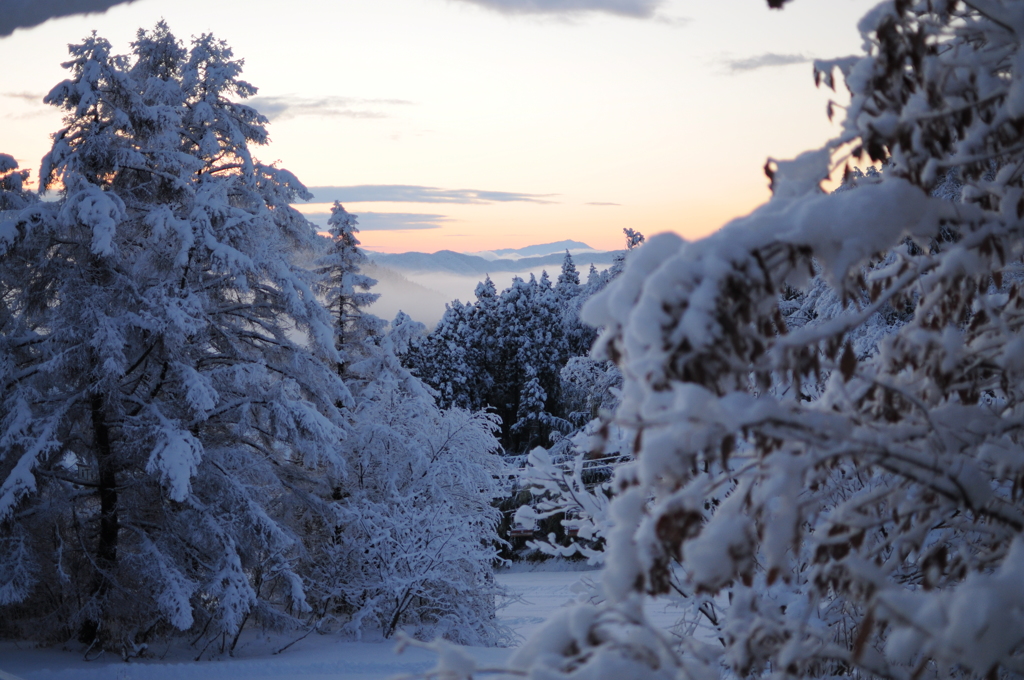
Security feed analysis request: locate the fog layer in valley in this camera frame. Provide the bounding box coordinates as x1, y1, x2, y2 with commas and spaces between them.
364, 246, 618, 328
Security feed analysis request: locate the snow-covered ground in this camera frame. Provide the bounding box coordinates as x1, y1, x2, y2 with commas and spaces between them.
0, 566, 685, 680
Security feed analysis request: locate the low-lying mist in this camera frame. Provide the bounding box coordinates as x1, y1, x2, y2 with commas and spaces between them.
364, 264, 556, 329
367, 257, 616, 329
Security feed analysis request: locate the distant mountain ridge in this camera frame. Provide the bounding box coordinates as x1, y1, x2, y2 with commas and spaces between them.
481, 240, 594, 259
368, 247, 620, 276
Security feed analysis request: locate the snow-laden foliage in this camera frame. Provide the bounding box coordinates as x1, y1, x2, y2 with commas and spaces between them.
503, 1, 1024, 678
329, 374, 509, 645
513, 419, 633, 565
406, 249, 619, 452
406, 271, 569, 450
0, 155, 34, 213
0, 23, 347, 651
311, 300, 510, 645
317, 201, 382, 375
0, 23, 505, 653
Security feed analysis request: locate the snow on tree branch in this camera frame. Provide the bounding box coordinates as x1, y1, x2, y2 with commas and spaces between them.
507, 1, 1024, 677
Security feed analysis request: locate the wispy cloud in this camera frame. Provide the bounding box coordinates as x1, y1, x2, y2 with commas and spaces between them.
725, 53, 812, 72
306, 185, 557, 205
2, 92, 45, 103
2, 92, 49, 119
653, 14, 690, 28
451, 0, 664, 18
0, 0, 136, 37
247, 95, 413, 122
305, 211, 450, 231
586, 201, 620, 206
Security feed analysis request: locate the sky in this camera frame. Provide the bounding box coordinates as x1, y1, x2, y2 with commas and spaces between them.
0, 0, 881, 253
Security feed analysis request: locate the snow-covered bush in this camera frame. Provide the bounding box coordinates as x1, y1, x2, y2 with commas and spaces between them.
504, 1, 1024, 678
311, 309, 511, 646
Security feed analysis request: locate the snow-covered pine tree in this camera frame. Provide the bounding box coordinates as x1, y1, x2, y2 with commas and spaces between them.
556, 249, 580, 291
506, 1, 1024, 678
556, 250, 597, 359
510, 366, 552, 449
405, 300, 473, 410
511, 273, 569, 448
317, 201, 382, 377
0, 24, 348, 651
464, 275, 502, 411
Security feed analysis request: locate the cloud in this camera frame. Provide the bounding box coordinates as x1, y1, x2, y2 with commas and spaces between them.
726, 53, 811, 72
0, 0, 667, 38
653, 14, 690, 28
586, 201, 620, 206
2, 92, 45, 103
306, 185, 557, 204
0, 0, 136, 37
304, 211, 449, 231
451, 0, 664, 18
247, 95, 413, 122
2, 92, 50, 119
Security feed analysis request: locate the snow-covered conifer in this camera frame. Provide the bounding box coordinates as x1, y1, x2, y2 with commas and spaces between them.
0, 24, 348, 651
463, 276, 501, 407
556, 249, 580, 291
317, 201, 382, 376
556, 251, 596, 357
406, 300, 473, 410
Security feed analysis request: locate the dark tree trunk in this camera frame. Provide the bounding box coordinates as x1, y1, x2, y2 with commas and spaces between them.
79, 392, 119, 644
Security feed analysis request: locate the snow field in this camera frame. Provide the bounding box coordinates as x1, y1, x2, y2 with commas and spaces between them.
0, 567, 684, 680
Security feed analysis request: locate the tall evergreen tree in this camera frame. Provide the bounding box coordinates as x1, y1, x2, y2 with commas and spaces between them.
419, 300, 474, 410
1, 23, 510, 652
464, 275, 501, 409
317, 201, 382, 377
0, 24, 348, 650
556, 249, 580, 291
556, 250, 596, 358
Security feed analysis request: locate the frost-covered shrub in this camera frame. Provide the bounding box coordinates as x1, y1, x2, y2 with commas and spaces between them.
321, 325, 510, 646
